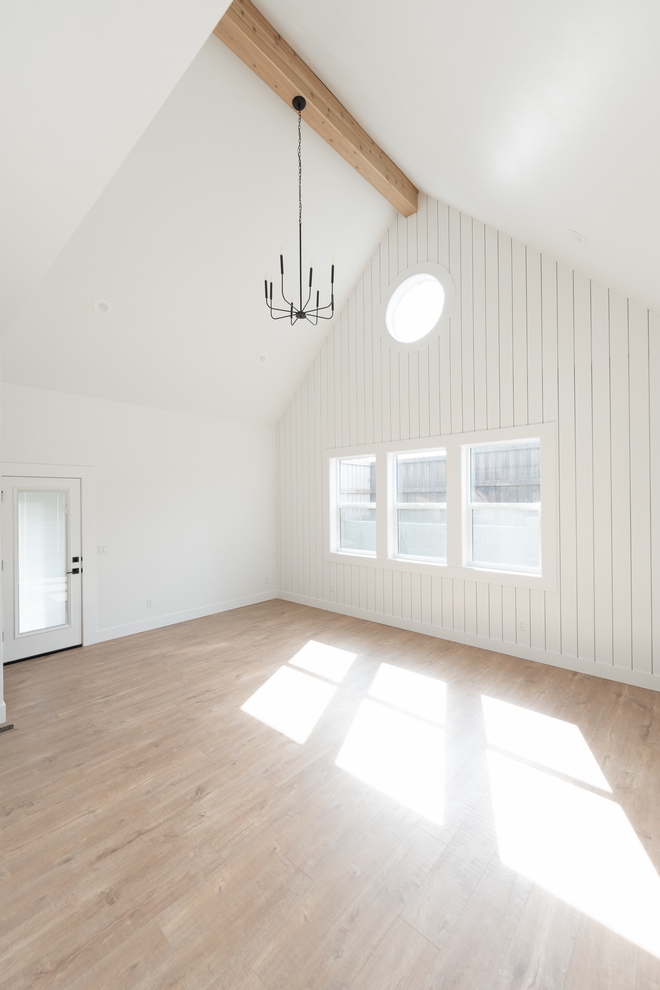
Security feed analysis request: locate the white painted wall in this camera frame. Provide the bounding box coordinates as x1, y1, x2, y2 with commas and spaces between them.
2, 384, 277, 644
0, 0, 231, 332
278, 193, 660, 692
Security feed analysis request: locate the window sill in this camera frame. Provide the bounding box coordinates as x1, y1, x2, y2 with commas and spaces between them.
325, 548, 555, 591
328, 549, 377, 562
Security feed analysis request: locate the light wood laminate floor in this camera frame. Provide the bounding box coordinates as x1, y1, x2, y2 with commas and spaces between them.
2, 600, 660, 989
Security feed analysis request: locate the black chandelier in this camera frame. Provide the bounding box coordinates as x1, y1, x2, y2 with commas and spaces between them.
264, 95, 335, 325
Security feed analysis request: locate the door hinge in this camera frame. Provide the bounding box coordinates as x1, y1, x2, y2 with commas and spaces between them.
2, 632, 4, 642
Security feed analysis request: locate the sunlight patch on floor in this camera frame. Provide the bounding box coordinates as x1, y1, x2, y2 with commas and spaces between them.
484, 698, 660, 958
336, 664, 446, 823
482, 695, 610, 789
241, 665, 336, 744
288, 640, 357, 683
368, 662, 446, 723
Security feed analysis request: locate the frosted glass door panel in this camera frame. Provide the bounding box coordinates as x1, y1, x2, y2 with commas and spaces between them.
2, 476, 81, 663
17, 491, 68, 634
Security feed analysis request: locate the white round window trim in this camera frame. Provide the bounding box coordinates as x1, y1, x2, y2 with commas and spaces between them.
377, 262, 455, 353
385, 273, 445, 343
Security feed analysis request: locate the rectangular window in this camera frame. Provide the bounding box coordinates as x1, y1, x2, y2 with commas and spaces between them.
336, 456, 376, 555
468, 439, 541, 573
395, 450, 447, 561
327, 425, 555, 590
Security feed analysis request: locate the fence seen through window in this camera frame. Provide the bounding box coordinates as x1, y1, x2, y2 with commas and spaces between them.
469, 440, 541, 572
338, 456, 376, 554
395, 451, 447, 561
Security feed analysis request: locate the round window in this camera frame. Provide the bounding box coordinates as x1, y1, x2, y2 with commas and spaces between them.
378, 263, 454, 352
385, 273, 445, 342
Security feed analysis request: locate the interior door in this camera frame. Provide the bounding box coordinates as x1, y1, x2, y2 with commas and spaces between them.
2, 477, 82, 662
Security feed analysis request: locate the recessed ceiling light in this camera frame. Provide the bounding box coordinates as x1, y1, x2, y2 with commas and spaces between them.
257, 354, 268, 365
567, 229, 587, 244
92, 298, 111, 315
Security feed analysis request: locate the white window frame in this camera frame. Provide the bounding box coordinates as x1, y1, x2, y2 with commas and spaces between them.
389, 448, 448, 564
464, 438, 542, 576
324, 423, 557, 592
329, 454, 377, 558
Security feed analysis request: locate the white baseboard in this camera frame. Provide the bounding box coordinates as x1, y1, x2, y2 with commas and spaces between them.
95, 591, 278, 644
278, 592, 660, 693
0, 701, 6, 724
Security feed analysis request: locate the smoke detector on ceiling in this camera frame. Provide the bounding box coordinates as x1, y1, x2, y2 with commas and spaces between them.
257, 354, 268, 365
92, 298, 111, 315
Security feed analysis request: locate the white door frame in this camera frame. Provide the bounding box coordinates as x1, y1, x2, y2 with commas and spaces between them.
2, 463, 97, 648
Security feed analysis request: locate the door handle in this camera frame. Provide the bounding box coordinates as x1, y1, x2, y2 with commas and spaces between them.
67, 568, 80, 575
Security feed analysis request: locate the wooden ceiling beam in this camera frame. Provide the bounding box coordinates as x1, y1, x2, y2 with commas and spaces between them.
213, 0, 418, 217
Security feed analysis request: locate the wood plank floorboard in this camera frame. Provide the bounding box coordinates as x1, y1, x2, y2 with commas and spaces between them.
2, 599, 660, 988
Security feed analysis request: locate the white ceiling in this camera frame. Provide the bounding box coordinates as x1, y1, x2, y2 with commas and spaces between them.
1, 38, 394, 426
259, 0, 660, 314
5, 0, 660, 427
0, 0, 231, 333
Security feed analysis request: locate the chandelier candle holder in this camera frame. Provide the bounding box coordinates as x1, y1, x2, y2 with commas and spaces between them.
264, 95, 335, 325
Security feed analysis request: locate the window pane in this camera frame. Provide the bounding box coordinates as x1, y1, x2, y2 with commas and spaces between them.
398, 507, 446, 559
17, 490, 68, 634
397, 452, 446, 503
340, 457, 376, 503
340, 507, 376, 552
470, 441, 540, 503
472, 507, 540, 571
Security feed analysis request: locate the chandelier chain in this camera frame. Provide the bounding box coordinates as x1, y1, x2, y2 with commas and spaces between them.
298, 110, 302, 231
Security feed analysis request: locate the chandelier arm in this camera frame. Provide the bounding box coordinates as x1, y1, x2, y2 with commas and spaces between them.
266, 293, 296, 315
268, 304, 295, 315
302, 270, 316, 312
268, 306, 291, 320
266, 304, 297, 319
266, 292, 292, 313
313, 299, 334, 314
279, 270, 293, 309
307, 288, 331, 316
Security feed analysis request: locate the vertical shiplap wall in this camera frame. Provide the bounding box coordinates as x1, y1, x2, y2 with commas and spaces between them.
278, 194, 660, 690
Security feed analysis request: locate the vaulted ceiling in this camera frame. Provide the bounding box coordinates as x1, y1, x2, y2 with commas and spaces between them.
1, 36, 393, 425
256, 0, 660, 314
4, 1, 660, 425
0, 0, 232, 332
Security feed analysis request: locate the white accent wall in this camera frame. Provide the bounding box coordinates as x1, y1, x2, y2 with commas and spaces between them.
2, 384, 277, 645
278, 193, 660, 691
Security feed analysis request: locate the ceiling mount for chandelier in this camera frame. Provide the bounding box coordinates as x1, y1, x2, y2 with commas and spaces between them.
264, 95, 335, 325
